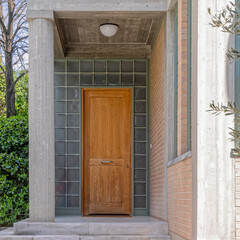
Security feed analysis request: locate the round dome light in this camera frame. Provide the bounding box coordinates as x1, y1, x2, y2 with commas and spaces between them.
100, 23, 119, 37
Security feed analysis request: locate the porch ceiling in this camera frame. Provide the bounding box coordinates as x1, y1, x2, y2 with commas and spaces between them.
54, 11, 164, 58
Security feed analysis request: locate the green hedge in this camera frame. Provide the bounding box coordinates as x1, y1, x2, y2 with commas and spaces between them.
0, 115, 29, 226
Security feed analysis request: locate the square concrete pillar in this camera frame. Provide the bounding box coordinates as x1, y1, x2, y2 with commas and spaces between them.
28, 13, 55, 222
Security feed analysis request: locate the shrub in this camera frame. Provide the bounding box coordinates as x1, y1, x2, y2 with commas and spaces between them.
0, 115, 29, 227
209, 102, 240, 156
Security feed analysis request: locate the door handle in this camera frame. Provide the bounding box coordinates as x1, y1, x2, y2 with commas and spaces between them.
101, 160, 113, 163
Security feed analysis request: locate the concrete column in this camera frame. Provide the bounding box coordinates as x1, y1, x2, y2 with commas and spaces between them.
192, 0, 235, 239
28, 17, 55, 222
164, 10, 175, 220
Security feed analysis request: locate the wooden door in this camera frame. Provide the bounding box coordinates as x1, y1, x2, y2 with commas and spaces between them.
82, 89, 132, 215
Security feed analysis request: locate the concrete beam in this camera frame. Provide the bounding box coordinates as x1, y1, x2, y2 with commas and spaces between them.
27, 10, 54, 20
27, 0, 168, 12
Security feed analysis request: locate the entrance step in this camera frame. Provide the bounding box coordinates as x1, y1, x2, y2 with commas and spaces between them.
10, 217, 171, 240
0, 235, 171, 240
81, 235, 171, 240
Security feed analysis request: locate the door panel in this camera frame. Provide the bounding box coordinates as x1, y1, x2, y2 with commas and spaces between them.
82, 89, 132, 215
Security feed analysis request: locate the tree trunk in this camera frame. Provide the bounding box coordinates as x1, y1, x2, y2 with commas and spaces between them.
5, 51, 16, 117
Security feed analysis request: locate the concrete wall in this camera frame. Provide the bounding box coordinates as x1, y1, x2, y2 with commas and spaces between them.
192, 0, 235, 239
150, 21, 166, 220
235, 159, 240, 240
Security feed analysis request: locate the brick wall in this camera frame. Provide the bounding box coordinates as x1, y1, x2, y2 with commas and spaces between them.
168, 157, 192, 240
150, 21, 165, 220
149, 0, 192, 237
177, 0, 188, 156
167, 0, 192, 239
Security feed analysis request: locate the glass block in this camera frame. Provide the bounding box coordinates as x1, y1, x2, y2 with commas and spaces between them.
134, 88, 146, 100
55, 101, 66, 113
134, 115, 146, 127
67, 128, 79, 140
55, 114, 66, 128
81, 60, 93, 72
134, 60, 146, 72
108, 60, 120, 72
134, 196, 146, 208
67, 74, 79, 86
55, 142, 65, 154
67, 169, 79, 181
107, 74, 120, 86
56, 155, 66, 167
122, 60, 133, 72
67, 142, 79, 154
56, 182, 66, 195
94, 74, 106, 86
67, 87, 79, 99
56, 196, 66, 208
134, 155, 146, 168
80, 74, 93, 86
67, 101, 79, 113
134, 183, 146, 195
55, 168, 66, 181
55, 87, 66, 100
67, 155, 79, 168
135, 102, 146, 113
134, 169, 146, 181
67, 115, 79, 127
122, 74, 133, 86
94, 60, 106, 72
54, 74, 65, 86
67, 196, 79, 208
67, 182, 79, 195
54, 61, 65, 72
55, 128, 65, 141
135, 142, 146, 154
135, 74, 146, 86
134, 128, 146, 141
67, 61, 79, 72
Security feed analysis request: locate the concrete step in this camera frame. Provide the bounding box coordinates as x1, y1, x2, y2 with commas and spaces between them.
13, 221, 169, 236
0, 235, 171, 240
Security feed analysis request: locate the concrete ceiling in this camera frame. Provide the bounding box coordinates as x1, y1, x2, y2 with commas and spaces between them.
54, 11, 164, 59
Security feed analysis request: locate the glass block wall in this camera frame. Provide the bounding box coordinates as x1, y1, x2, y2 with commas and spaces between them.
54, 59, 149, 216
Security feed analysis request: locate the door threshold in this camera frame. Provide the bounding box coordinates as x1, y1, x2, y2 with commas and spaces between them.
83, 214, 131, 217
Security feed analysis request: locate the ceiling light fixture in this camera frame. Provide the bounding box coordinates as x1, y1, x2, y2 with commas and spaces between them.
100, 23, 119, 37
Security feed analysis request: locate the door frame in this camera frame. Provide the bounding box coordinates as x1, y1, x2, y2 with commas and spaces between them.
80, 87, 134, 216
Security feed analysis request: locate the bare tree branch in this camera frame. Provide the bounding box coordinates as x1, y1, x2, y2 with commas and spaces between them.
0, 0, 7, 34
14, 69, 27, 84
0, 64, 5, 74
13, 0, 26, 21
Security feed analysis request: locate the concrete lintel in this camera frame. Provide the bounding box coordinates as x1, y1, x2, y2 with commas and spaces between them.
26, 10, 54, 21
27, 0, 168, 12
